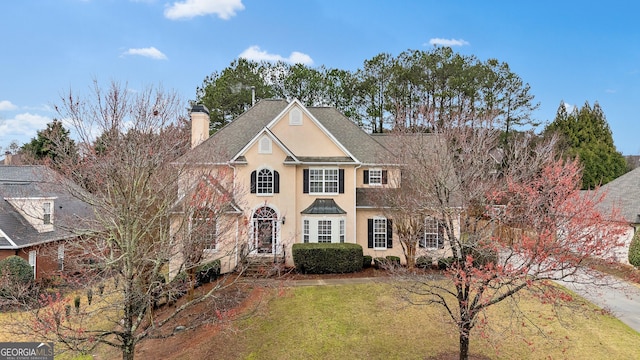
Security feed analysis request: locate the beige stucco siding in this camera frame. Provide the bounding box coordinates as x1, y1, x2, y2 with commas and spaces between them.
355, 167, 401, 188
168, 213, 241, 278
270, 107, 348, 158
355, 208, 406, 262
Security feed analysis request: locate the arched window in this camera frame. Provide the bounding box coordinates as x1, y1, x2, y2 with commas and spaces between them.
251, 168, 280, 195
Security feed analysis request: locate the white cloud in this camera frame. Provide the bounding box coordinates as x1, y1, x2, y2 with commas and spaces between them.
427, 38, 470, 47
562, 101, 575, 113
0, 113, 51, 141
164, 0, 244, 20
121, 47, 168, 60
0, 100, 18, 111
605, 89, 616, 94
239, 46, 314, 65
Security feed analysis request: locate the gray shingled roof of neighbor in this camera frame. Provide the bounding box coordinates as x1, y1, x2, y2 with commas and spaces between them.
595, 166, 640, 224
177, 99, 397, 165
0, 165, 95, 249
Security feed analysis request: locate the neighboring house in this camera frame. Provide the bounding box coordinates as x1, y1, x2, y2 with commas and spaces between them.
595, 166, 640, 264
170, 99, 456, 276
0, 165, 93, 279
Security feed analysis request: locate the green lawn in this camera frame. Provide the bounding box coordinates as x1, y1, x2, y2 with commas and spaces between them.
221, 283, 639, 360
3, 281, 639, 359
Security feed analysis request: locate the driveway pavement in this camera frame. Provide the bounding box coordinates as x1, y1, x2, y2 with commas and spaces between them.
555, 271, 640, 333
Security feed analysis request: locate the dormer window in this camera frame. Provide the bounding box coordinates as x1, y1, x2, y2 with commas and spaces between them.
43, 202, 52, 224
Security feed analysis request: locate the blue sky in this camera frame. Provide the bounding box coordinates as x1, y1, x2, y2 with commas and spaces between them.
1, 1, 639, 154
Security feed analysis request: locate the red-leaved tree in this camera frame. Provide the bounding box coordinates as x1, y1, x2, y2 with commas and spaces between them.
382, 118, 626, 360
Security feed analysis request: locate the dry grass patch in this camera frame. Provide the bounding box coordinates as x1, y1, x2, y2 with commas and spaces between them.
231, 282, 639, 360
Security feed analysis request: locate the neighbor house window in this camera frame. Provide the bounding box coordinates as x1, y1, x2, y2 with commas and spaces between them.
363, 169, 388, 185
191, 209, 218, 251
367, 217, 393, 249
339, 219, 345, 243
58, 244, 64, 271
303, 168, 344, 194
420, 217, 444, 249
251, 168, 280, 195
29, 250, 36, 279
43, 202, 52, 224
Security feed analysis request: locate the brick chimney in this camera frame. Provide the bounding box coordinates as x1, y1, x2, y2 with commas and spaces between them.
190, 104, 210, 149
4, 151, 12, 165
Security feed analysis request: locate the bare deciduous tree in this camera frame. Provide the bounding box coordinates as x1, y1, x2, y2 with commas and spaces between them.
13, 81, 251, 360
380, 115, 627, 360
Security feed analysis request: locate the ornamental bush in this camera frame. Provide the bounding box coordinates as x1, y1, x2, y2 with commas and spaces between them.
196, 259, 221, 285
363, 255, 373, 268
629, 231, 640, 267
416, 256, 433, 269
385, 256, 401, 266
0, 255, 33, 284
292, 243, 363, 274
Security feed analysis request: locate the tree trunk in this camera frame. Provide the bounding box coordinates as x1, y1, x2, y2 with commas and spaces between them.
122, 339, 135, 360
459, 330, 469, 360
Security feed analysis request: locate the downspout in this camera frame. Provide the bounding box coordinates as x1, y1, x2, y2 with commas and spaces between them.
227, 162, 239, 269
353, 163, 362, 244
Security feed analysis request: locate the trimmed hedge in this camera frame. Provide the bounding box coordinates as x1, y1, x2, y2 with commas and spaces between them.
629, 231, 640, 267
363, 255, 373, 268
293, 243, 363, 274
0, 255, 33, 284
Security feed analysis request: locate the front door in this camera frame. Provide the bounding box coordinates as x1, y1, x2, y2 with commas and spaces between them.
253, 206, 278, 254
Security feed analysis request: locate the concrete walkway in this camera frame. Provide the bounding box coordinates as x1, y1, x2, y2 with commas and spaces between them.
278, 273, 640, 334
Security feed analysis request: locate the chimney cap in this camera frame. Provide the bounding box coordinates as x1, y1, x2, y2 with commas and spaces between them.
190, 104, 210, 114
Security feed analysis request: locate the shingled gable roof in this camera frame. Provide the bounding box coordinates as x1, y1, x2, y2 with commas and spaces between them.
595, 166, 640, 224
232, 127, 298, 163
177, 98, 396, 165
0, 166, 94, 249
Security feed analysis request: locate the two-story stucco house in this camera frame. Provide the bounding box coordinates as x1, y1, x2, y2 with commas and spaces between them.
170, 99, 452, 276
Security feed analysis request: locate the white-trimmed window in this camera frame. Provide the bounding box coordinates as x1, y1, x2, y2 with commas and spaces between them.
318, 220, 332, 243
373, 218, 387, 248
259, 136, 272, 154
309, 168, 338, 194
28, 250, 36, 279
364, 169, 388, 186
302, 217, 346, 243
420, 217, 444, 249
43, 202, 52, 224
57, 244, 64, 271
303, 220, 310, 243
257, 168, 274, 194
251, 168, 279, 195
367, 217, 393, 249
191, 209, 218, 251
